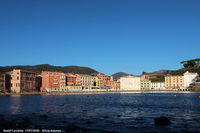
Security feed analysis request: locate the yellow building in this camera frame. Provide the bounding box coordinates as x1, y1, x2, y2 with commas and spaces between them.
141, 79, 151, 90
95, 77, 103, 88
165, 75, 184, 89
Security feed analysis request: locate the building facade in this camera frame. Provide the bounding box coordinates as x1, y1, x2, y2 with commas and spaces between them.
11, 69, 36, 93
165, 75, 184, 89
184, 71, 198, 88
80, 74, 95, 89
151, 82, 165, 90
41, 71, 61, 92
0, 72, 6, 92
140, 79, 151, 90
97, 73, 108, 87
120, 76, 141, 90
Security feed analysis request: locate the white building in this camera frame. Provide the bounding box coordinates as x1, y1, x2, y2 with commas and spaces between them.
151, 82, 165, 90
184, 71, 198, 88
120, 76, 140, 90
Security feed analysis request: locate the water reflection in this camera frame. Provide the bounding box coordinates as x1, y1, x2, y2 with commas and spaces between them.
9, 95, 21, 115
0, 93, 199, 132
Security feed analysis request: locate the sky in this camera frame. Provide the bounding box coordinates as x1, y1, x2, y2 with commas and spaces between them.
0, 0, 200, 75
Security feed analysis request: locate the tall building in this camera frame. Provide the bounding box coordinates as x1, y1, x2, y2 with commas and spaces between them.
41, 71, 61, 92
11, 69, 36, 93
0, 72, 6, 92
151, 82, 165, 90
165, 75, 184, 89
120, 76, 141, 90
140, 79, 151, 90
184, 71, 198, 88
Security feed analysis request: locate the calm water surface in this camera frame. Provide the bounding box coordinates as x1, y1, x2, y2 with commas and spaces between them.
0, 93, 200, 133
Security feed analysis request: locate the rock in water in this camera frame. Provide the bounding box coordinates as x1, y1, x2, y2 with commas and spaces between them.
154, 116, 171, 126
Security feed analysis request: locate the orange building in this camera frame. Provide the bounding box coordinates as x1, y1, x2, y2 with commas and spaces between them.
11, 69, 36, 93
165, 75, 184, 89
41, 71, 61, 92
66, 73, 76, 86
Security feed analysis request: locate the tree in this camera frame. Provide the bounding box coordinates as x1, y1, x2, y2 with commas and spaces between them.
180, 58, 200, 68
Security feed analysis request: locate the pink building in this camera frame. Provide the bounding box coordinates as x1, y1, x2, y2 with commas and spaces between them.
97, 73, 108, 87
11, 69, 36, 93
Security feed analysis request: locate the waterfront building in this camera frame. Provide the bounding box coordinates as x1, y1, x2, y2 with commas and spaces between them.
120, 76, 140, 90
60, 73, 67, 91
0, 72, 6, 92
151, 82, 165, 90
116, 80, 120, 89
140, 79, 151, 90
66, 73, 82, 91
97, 73, 108, 87
41, 71, 61, 92
165, 75, 184, 89
11, 69, 36, 93
66, 73, 76, 86
5, 73, 11, 92
35, 75, 42, 91
75, 74, 81, 86
80, 74, 96, 89
94, 76, 103, 88
184, 71, 198, 88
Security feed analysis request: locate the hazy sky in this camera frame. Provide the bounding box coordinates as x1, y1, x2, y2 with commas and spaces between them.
0, 0, 200, 75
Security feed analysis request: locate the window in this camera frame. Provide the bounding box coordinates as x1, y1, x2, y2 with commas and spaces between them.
17, 77, 19, 80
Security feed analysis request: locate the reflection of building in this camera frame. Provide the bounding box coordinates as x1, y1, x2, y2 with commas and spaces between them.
11, 69, 36, 93
0, 72, 6, 92
184, 71, 198, 88
41, 71, 61, 92
165, 75, 184, 89
140, 79, 151, 90
120, 76, 140, 90
151, 82, 165, 90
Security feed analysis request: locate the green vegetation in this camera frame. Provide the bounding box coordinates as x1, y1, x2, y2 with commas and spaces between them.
0, 64, 98, 75
149, 74, 165, 82
165, 67, 200, 76
180, 58, 200, 68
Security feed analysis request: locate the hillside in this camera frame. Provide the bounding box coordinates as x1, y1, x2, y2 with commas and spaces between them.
149, 69, 169, 75
112, 72, 135, 80
165, 67, 200, 76
0, 64, 99, 75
